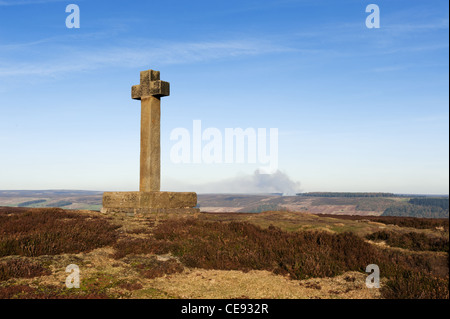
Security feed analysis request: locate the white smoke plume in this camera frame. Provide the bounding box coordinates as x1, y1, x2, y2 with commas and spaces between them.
187, 170, 301, 195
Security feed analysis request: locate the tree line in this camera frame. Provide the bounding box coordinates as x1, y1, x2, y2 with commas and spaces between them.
296, 192, 395, 198
409, 197, 449, 210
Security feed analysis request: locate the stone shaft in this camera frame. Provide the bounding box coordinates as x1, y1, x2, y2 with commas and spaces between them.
140, 96, 160, 192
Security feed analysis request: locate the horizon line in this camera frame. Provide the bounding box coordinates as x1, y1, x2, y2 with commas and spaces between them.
0, 189, 448, 197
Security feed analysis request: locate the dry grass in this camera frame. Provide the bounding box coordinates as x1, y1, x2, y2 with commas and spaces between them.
317, 214, 449, 231
143, 269, 381, 299
123, 255, 184, 279
202, 211, 390, 236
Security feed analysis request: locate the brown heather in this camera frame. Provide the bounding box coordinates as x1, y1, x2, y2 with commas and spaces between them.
112, 218, 449, 298
366, 230, 449, 252
381, 271, 449, 299
0, 258, 51, 281
1, 208, 447, 299
0, 284, 110, 299
128, 256, 184, 279
0, 207, 120, 257
151, 219, 382, 280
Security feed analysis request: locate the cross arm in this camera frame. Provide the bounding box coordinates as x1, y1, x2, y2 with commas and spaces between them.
132, 69, 170, 100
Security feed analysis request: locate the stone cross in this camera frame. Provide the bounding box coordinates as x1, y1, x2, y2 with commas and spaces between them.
102, 69, 198, 215
131, 70, 170, 192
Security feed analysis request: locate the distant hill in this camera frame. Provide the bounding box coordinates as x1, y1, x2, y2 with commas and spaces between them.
0, 190, 103, 197
0, 190, 448, 218
0, 190, 103, 211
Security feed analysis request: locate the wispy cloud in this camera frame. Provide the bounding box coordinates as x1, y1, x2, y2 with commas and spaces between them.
0, 37, 57, 50
0, 39, 294, 77
0, 4, 447, 78
370, 61, 448, 73
385, 19, 449, 33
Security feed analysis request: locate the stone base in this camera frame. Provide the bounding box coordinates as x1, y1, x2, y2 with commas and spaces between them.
100, 207, 200, 216
102, 191, 198, 215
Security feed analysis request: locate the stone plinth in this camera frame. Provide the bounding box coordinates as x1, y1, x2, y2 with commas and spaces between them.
101, 191, 199, 215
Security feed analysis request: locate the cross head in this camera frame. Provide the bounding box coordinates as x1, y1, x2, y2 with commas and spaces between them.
132, 69, 170, 100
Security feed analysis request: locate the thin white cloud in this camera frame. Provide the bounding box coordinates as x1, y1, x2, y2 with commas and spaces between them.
0, 39, 294, 77
0, 38, 56, 50
387, 19, 449, 32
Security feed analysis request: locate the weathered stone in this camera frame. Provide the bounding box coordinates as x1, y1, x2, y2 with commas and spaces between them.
102, 69, 198, 215
100, 207, 200, 216
139, 96, 161, 192
103, 191, 197, 209
132, 70, 170, 99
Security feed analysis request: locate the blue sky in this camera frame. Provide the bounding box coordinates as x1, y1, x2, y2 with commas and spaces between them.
0, 0, 448, 194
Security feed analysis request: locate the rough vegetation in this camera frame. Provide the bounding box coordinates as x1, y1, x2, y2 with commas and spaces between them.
366, 230, 449, 252
0, 207, 448, 299
317, 214, 449, 231
0, 207, 119, 257
114, 219, 385, 279
112, 217, 449, 299
0, 258, 51, 281
381, 270, 449, 299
